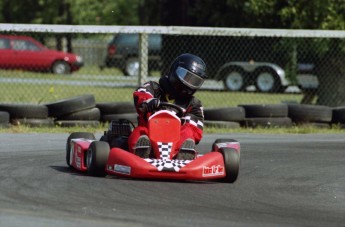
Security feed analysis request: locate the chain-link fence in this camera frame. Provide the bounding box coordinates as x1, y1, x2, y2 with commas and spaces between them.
0, 24, 344, 108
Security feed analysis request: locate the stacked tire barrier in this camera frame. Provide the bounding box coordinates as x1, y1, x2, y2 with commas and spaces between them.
0, 111, 10, 128
0, 94, 137, 128
287, 104, 333, 128
46, 94, 100, 127
0, 94, 344, 129
239, 104, 292, 128
204, 107, 245, 129
204, 103, 342, 129
96, 102, 138, 125
332, 107, 345, 129
0, 103, 53, 127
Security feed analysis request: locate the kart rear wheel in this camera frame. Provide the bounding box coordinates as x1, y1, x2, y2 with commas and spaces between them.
220, 147, 240, 183
86, 141, 110, 177
66, 132, 95, 167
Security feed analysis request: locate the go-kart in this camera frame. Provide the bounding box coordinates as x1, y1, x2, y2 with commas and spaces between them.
66, 103, 240, 183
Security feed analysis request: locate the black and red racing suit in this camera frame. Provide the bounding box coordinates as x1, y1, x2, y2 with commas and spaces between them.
128, 81, 204, 153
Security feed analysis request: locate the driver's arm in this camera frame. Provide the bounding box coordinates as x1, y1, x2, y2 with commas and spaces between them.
133, 82, 155, 110
133, 81, 160, 125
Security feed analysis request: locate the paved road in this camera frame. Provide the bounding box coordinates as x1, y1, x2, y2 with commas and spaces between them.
0, 133, 344, 227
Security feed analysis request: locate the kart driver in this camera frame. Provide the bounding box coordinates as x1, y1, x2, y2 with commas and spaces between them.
128, 53, 207, 160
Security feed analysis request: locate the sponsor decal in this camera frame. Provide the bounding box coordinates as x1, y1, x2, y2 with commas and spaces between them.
75, 157, 81, 168
114, 164, 131, 175
77, 146, 81, 153
202, 165, 224, 177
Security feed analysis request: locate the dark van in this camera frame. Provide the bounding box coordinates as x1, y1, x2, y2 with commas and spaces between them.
102, 33, 162, 76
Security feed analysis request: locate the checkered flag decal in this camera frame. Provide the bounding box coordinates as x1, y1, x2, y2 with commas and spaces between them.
145, 141, 191, 172
158, 142, 172, 160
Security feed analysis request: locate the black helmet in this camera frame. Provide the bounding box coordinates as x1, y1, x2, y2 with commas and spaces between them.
160, 53, 207, 98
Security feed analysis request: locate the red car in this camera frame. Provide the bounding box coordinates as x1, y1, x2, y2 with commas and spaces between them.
66, 103, 241, 183
0, 35, 83, 74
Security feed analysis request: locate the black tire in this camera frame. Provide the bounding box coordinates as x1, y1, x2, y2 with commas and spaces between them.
332, 107, 345, 123
212, 138, 239, 152
204, 107, 245, 122
124, 57, 139, 76
66, 132, 96, 167
0, 111, 10, 123
56, 120, 100, 128
242, 117, 292, 128
101, 113, 138, 125
11, 118, 55, 127
254, 67, 282, 93
52, 61, 71, 74
0, 111, 10, 128
57, 108, 101, 121
45, 94, 96, 117
0, 104, 48, 119
219, 147, 240, 183
239, 104, 288, 118
87, 141, 110, 177
0, 122, 10, 128
96, 102, 136, 115
204, 120, 240, 129
288, 104, 332, 123
222, 67, 246, 91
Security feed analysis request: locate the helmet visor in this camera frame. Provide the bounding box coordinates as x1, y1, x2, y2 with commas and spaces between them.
175, 66, 204, 89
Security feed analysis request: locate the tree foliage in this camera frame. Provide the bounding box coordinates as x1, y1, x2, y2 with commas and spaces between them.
0, 0, 344, 105
0, 0, 344, 30
67, 0, 140, 25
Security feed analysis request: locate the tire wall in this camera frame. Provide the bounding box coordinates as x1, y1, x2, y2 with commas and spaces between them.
1, 94, 344, 129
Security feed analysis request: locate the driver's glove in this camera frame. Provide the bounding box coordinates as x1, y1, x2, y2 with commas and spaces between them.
141, 98, 160, 113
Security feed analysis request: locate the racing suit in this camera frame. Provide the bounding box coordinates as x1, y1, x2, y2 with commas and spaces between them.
128, 81, 204, 153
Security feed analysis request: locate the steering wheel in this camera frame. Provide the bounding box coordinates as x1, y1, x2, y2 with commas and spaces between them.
158, 102, 184, 118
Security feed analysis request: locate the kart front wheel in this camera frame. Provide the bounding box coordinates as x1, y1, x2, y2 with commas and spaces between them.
212, 138, 238, 151
220, 147, 240, 183
66, 132, 95, 167
86, 141, 110, 177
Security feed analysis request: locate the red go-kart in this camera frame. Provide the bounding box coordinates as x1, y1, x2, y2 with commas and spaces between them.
66, 103, 240, 183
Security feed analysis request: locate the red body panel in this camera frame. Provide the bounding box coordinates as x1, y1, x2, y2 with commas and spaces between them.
106, 147, 226, 181
148, 110, 181, 159
70, 139, 93, 172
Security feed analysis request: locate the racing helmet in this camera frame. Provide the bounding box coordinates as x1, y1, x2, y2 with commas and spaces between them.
162, 53, 207, 98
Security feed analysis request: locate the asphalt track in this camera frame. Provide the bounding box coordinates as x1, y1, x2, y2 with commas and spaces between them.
0, 133, 344, 227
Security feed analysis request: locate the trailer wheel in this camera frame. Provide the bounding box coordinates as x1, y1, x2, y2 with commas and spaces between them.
222, 67, 246, 91
255, 68, 282, 93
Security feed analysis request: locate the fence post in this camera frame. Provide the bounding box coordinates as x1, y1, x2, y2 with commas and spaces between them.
138, 33, 149, 86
